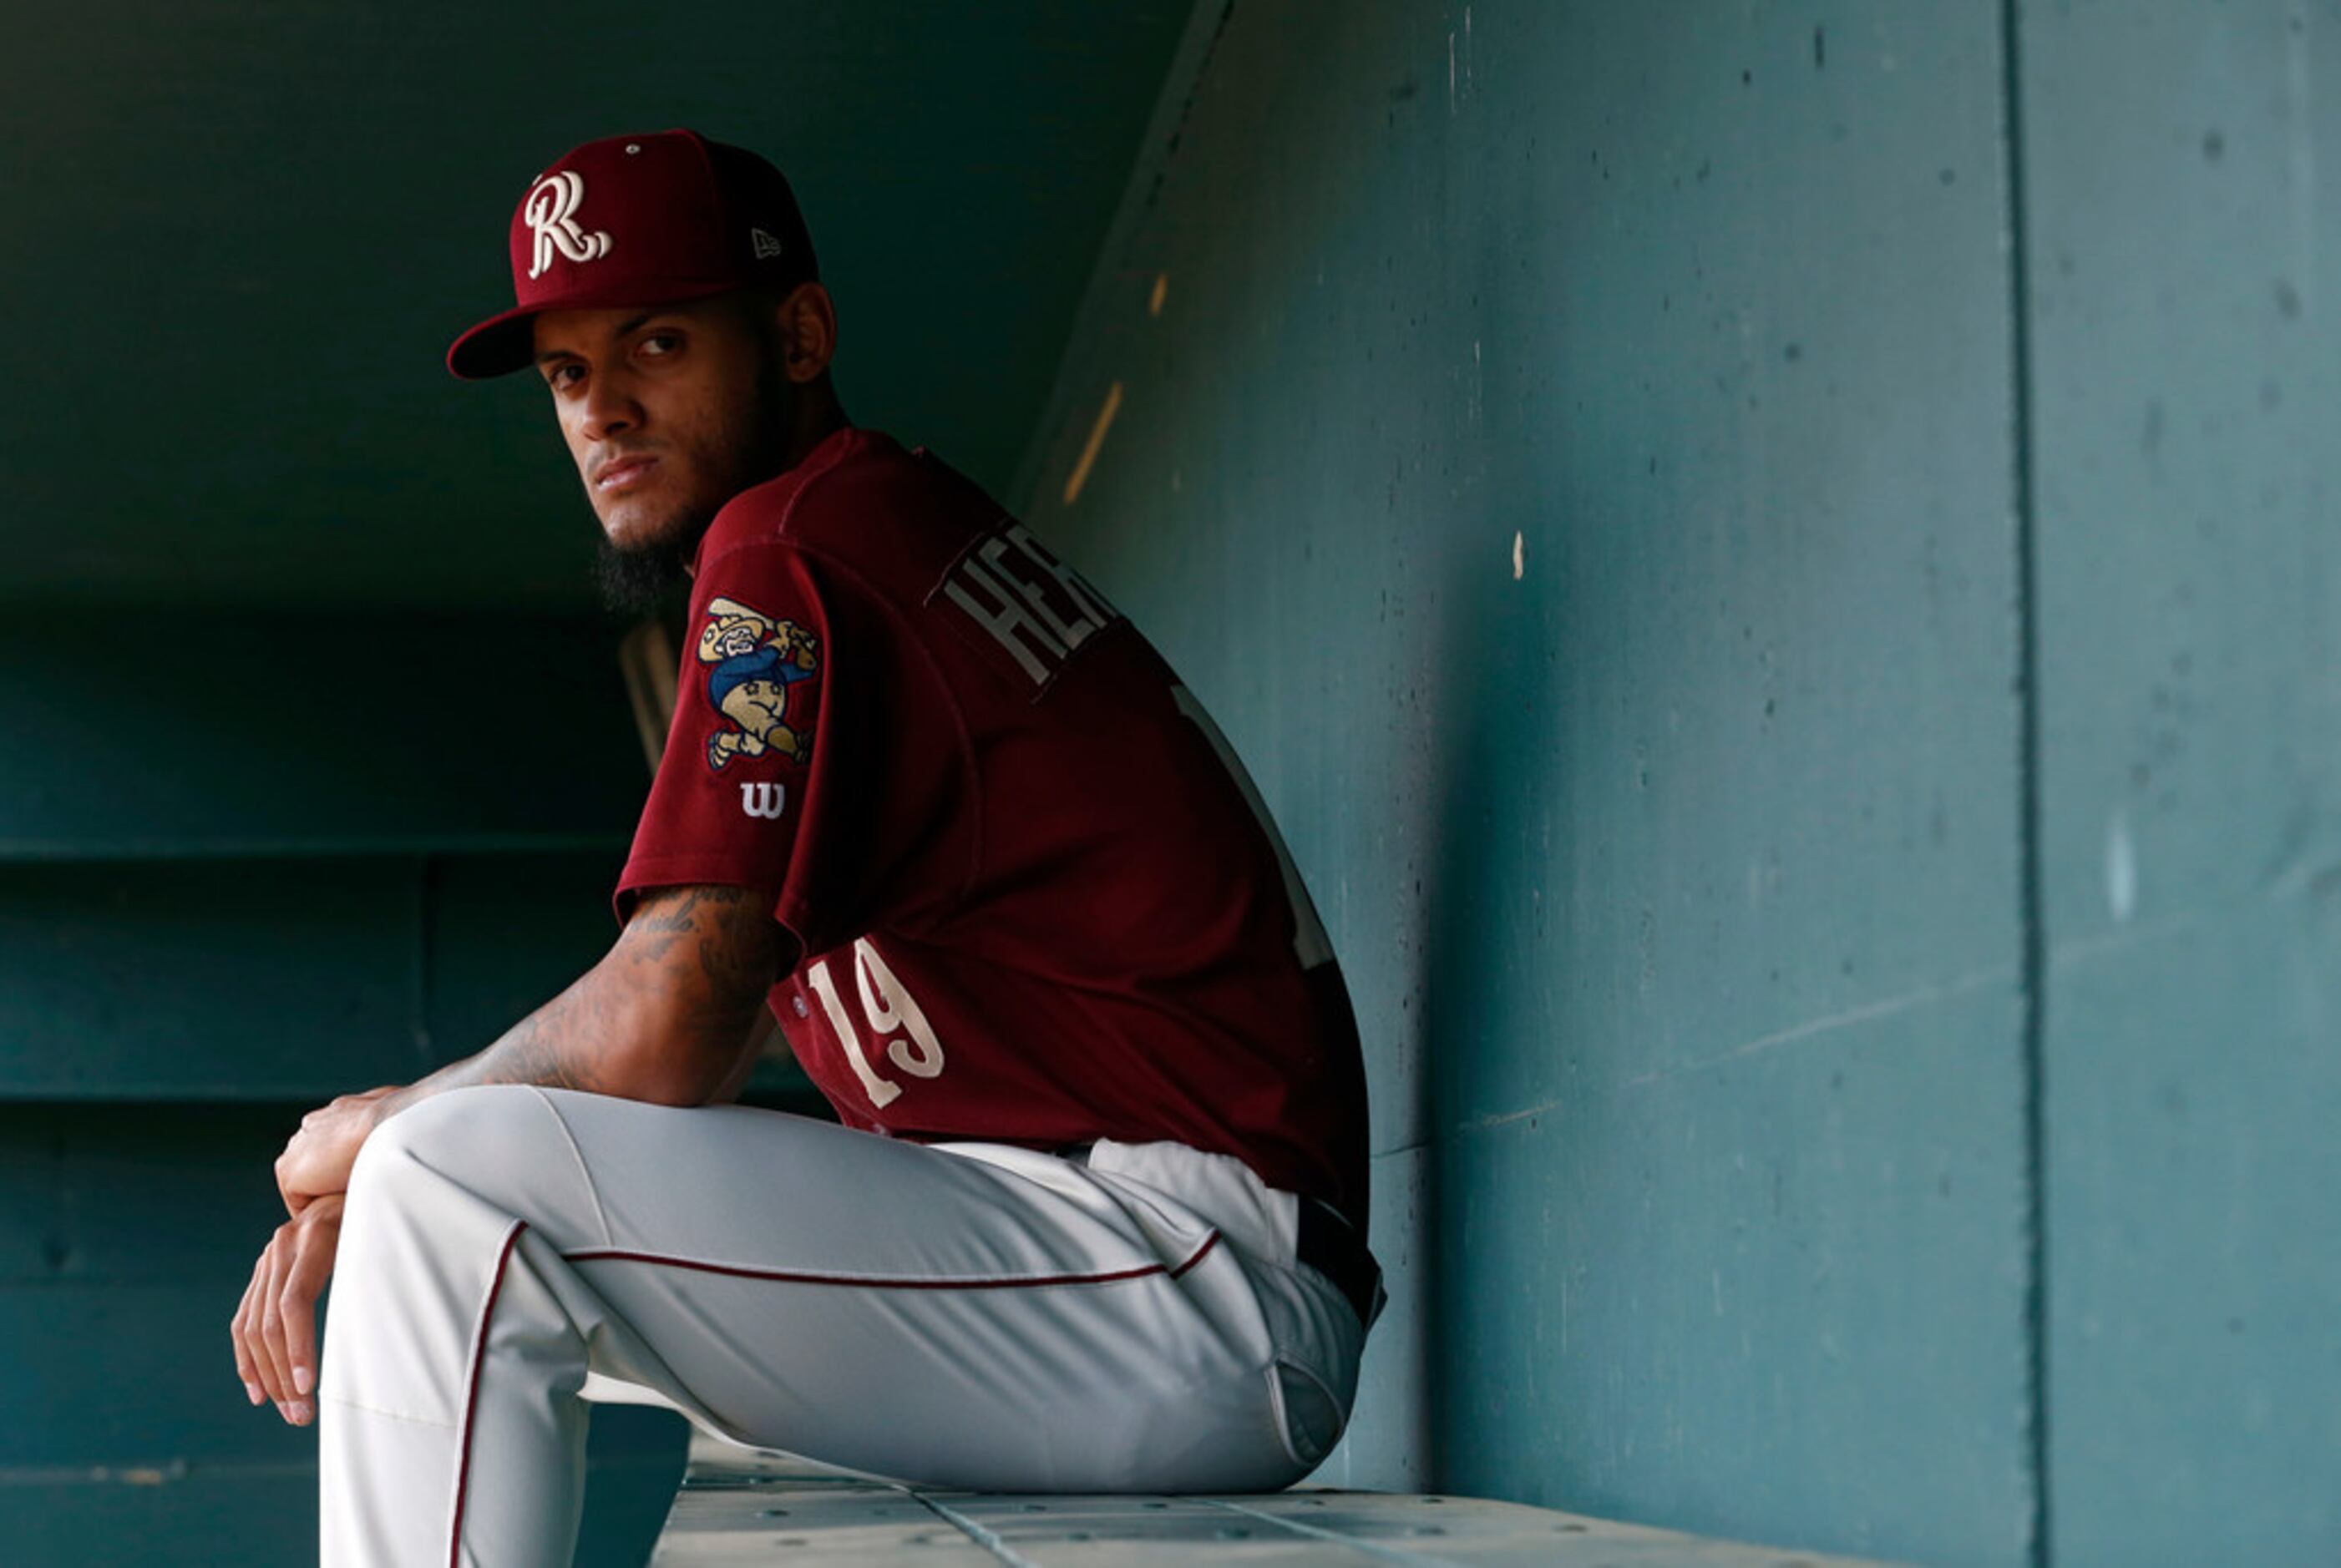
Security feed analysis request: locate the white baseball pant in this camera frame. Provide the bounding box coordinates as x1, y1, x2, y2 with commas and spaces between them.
317, 1084, 1366, 1567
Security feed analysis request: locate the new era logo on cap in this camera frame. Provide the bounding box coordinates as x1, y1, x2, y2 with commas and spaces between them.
447, 129, 822, 380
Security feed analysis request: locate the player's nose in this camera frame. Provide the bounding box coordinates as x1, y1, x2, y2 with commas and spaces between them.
581, 375, 643, 442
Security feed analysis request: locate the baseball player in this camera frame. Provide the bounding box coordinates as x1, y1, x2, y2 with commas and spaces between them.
227, 129, 1378, 1568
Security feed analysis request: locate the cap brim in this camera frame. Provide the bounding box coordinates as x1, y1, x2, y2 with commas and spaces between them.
444, 276, 749, 380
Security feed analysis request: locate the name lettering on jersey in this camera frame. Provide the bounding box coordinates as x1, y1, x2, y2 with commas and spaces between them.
739, 781, 787, 819
522, 170, 613, 279
935, 524, 1120, 690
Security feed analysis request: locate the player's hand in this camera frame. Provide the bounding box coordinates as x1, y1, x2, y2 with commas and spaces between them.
275, 1085, 398, 1216
231, 1191, 344, 1427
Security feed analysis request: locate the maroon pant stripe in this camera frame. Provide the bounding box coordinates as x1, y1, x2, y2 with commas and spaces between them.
560, 1229, 1222, 1292
1169, 1230, 1220, 1278
448, 1219, 528, 1568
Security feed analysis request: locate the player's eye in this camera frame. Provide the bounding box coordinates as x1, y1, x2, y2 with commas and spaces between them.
544, 362, 585, 392
639, 331, 683, 358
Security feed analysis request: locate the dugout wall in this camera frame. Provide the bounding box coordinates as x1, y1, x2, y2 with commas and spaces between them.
1016, 4, 2341, 1565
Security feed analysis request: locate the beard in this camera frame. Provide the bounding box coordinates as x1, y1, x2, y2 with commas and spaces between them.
593, 529, 696, 616
589, 346, 799, 618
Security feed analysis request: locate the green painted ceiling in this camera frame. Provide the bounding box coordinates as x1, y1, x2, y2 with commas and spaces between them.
0, 1, 1188, 612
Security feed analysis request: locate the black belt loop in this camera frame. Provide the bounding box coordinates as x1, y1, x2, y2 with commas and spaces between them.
1296, 1196, 1386, 1332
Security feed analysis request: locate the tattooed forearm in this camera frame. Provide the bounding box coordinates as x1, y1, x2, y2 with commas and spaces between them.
621, 884, 727, 962
687, 886, 789, 999
371, 884, 787, 1126
468, 1008, 615, 1094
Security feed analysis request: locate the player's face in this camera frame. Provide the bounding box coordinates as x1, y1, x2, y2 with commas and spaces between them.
532, 297, 789, 559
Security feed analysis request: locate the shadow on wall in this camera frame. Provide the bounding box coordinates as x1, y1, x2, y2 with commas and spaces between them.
1417, 512, 1563, 1480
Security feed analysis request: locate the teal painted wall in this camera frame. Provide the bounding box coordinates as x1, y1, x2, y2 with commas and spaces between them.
1016, 3, 2338, 1565
2022, 6, 2341, 1565
0, 615, 692, 1562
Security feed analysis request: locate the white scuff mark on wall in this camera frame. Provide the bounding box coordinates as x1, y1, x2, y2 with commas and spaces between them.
1512, 530, 1524, 579
1447, 5, 1474, 114
2107, 807, 2139, 924
1465, 6, 1473, 99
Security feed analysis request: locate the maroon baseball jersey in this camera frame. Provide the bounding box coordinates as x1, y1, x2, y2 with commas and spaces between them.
616, 426, 1369, 1223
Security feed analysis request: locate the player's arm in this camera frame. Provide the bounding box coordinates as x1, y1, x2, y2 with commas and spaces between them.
387, 882, 788, 1105
236, 884, 789, 1423
273, 884, 792, 1211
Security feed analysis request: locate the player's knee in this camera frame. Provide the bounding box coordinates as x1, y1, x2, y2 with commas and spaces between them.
349, 1084, 550, 1206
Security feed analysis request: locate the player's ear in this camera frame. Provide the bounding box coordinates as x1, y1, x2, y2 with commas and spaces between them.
770, 280, 837, 384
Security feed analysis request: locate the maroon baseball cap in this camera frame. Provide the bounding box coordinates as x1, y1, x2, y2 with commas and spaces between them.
446, 129, 819, 380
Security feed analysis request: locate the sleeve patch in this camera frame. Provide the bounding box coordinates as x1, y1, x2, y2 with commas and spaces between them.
697, 594, 819, 774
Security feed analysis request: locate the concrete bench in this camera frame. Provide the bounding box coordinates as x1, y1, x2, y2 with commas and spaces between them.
649, 1435, 1912, 1565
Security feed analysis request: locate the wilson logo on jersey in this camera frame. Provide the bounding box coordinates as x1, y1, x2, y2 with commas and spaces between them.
697, 595, 819, 773
935, 523, 1120, 690
738, 781, 787, 819
522, 170, 613, 279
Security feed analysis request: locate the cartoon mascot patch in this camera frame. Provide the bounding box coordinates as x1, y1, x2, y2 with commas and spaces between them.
697, 595, 819, 771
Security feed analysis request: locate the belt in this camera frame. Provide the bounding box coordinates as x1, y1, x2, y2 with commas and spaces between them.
1056, 1144, 1386, 1331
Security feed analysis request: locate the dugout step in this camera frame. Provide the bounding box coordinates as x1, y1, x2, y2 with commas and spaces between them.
649, 1434, 1914, 1565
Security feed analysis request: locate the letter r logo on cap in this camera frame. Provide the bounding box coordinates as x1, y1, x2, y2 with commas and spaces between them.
523, 170, 613, 279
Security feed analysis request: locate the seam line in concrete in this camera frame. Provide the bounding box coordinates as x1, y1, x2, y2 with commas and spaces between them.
902, 1491, 1048, 1567
1457, 1097, 1567, 1132
1616, 964, 2019, 1092
1198, 1496, 1462, 1565
1997, 0, 2055, 1564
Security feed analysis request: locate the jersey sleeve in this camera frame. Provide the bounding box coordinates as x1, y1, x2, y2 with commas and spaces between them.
614, 539, 971, 957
